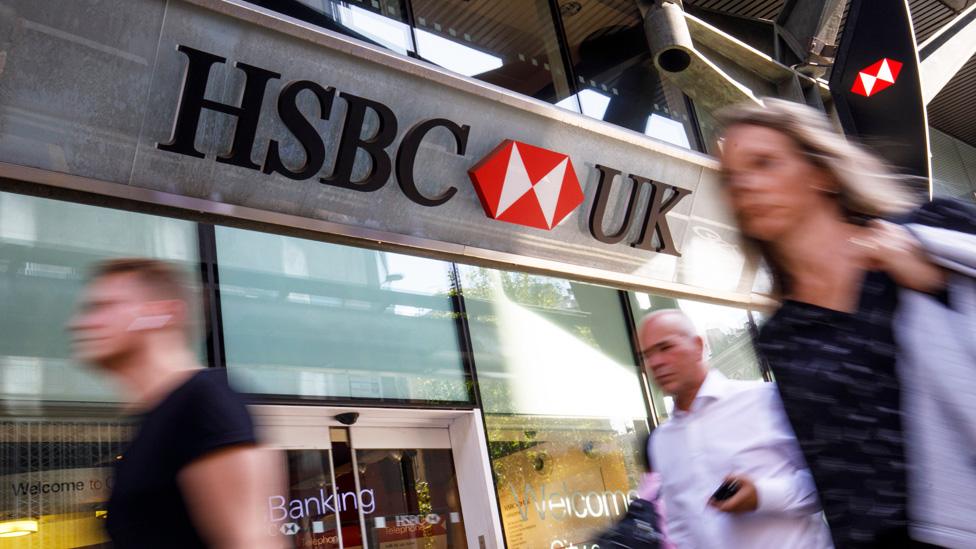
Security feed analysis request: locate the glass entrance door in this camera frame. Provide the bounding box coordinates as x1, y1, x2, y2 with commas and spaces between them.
353, 438, 467, 548
257, 410, 473, 549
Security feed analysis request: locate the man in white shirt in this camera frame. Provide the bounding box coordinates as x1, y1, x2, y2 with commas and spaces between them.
641, 310, 832, 549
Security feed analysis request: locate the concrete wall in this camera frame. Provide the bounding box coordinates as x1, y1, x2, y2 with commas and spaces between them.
931, 127, 976, 201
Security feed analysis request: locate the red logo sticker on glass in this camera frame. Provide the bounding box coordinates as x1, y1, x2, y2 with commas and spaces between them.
851, 58, 903, 97
467, 140, 584, 231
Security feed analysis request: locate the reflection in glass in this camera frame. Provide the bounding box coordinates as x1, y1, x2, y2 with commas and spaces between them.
249, 0, 706, 144
676, 223, 751, 292
324, 0, 510, 78
248, 0, 414, 54
675, 300, 761, 380
251, 0, 573, 103
555, 89, 611, 119
355, 447, 467, 548
337, 3, 414, 55
459, 266, 649, 547
277, 450, 342, 548
694, 101, 723, 155
487, 415, 647, 548
410, 0, 573, 102
645, 114, 691, 148
330, 428, 364, 548
415, 30, 503, 77
0, 418, 131, 548
459, 267, 646, 418
0, 191, 199, 403
559, 0, 699, 146
628, 291, 763, 420
215, 226, 471, 403
276, 427, 469, 549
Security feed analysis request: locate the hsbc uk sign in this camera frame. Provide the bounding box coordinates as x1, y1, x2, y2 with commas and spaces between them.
467, 140, 691, 254
158, 45, 693, 256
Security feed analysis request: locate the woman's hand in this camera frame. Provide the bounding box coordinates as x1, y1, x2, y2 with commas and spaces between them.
851, 220, 946, 294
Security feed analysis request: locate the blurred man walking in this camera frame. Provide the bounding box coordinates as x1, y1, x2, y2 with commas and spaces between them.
641, 310, 831, 549
70, 258, 283, 549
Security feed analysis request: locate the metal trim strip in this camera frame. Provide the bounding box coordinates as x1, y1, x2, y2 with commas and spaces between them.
0, 161, 775, 308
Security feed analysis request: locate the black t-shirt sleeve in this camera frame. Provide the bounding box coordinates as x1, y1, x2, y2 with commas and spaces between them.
175, 370, 258, 468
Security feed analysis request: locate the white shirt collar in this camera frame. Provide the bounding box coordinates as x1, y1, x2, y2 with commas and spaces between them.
674, 369, 730, 417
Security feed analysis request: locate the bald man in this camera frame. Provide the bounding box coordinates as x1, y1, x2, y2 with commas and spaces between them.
640, 310, 832, 549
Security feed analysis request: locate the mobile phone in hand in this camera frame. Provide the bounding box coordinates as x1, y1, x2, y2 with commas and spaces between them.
711, 478, 741, 502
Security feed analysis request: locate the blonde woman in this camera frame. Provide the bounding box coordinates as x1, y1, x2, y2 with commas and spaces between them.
716, 99, 974, 548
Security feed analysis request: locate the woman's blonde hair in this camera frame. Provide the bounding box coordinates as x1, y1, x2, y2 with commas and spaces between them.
716, 99, 920, 296
716, 98, 918, 220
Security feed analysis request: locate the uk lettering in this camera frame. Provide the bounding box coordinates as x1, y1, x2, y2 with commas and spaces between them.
159, 45, 692, 256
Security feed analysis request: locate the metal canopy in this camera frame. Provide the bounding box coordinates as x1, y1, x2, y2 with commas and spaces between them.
683, 0, 976, 146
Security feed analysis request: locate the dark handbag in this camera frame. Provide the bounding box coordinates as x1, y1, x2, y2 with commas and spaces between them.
591, 497, 665, 548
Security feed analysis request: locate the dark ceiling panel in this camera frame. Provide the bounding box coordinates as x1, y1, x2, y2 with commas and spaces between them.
684, 0, 960, 45
927, 53, 976, 146
681, 0, 974, 147
910, 0, 976, 147
683, 0, 784, 20
908, 0, 958, 42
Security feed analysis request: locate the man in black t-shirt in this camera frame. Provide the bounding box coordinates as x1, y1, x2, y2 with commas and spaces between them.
70, 258, 284, 548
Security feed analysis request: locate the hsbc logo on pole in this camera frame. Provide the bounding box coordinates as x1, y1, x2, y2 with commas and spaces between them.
467, 140, 584, 230
851, 58, 903, 97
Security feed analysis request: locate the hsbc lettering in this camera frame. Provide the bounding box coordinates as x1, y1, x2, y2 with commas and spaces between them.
159, 45, 692, 256
394, 513, 442, 527
158, 45, 467, 208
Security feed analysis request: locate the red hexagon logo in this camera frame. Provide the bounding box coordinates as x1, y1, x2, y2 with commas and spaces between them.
467, 140, 584, 230
851, 58, 903, 97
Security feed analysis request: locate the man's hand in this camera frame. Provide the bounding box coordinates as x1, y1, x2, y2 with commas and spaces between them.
709, 475, 758, 514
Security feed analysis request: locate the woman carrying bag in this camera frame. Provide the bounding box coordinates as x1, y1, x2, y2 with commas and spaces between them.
715, 98, 976, 548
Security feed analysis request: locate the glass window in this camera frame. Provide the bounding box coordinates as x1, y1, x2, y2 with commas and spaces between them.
247, 1, 708, 146
355, 447, 466, 547
458, 266, 649, 547
410, 0, 574, 103
276, 449, 343, 547
249, 0, 574, 104
694, 101, 722, 155
0, 191, 200, 403
215, 226, 472, 403
0, 191, 195, 546
628, 291, 763, 420
0, 417, 132, 546
248, 0, 415, 53
559, 0, 700, 149
270, 430, 468, 548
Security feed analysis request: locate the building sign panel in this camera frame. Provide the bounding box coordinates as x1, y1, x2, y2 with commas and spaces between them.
0, 0, 755, 300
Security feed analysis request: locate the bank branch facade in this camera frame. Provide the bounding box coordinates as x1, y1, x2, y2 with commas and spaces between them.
0, 0, 772, 547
